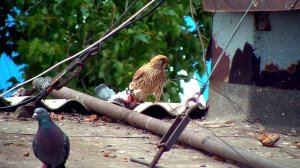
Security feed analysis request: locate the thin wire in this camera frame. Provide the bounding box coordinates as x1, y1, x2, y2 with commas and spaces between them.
104, 0, 137, 35
291, 0, 299, 10
194, 0, 296, 158
71, 0, 138, 49
189, 0, 208, 77
0, 0, 158, 98
2, 0, 43, 30
162, 84, 251, 164
191, 120, 251, 162
170, 78, 298, 158
162, 0, 294, 163
208, 0, 254, 80
122, 0, 164, 28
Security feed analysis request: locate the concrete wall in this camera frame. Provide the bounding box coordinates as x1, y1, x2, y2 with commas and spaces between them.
207, 11, 300, 134
255, 12, 300, 70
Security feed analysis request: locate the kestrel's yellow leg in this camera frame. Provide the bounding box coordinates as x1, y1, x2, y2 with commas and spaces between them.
153, 85, 163, 103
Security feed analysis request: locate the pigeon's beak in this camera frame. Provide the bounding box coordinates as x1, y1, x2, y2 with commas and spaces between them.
32, 113, 37, 119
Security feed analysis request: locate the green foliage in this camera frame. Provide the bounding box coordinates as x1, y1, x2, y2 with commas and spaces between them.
13, 0, 211, 102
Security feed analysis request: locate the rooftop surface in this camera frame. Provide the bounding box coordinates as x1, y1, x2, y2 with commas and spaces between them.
0, 111, 299, 168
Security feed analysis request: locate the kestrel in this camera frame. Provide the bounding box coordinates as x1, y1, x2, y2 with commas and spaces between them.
129, 55, 169, 103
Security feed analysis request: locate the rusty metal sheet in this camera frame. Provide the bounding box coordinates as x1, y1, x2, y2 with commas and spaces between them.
206, 38, 231, 82
203, 0, 300, 12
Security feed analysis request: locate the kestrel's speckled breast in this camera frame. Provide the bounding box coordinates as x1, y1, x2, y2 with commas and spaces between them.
135, 67, 165, 93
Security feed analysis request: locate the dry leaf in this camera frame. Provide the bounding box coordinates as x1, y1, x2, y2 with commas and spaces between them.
50, 112, 65, 121
103, 152, 110, 157
90, 114, 98, 121
84, 118, 91, 122
15, 144, 26, 147
102, 151, 116, 158
212, 155, 225, 162
295, 142, 300, 148
4, 142, 13, 146
258, 131, 280, 147
23, 152, 29, 157
84, 114, 98, 122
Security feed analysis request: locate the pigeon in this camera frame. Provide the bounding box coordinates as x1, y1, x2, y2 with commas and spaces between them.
32, 108, 70, 168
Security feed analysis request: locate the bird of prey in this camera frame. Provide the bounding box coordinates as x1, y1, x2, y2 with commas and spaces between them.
32, 108, 70, 168
129, 55, 169, 103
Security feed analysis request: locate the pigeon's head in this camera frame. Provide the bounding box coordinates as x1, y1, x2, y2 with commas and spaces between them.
32, 108, 50, 121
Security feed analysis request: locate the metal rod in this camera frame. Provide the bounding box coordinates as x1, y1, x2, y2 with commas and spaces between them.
149, 147, 165, 168
44, 86, 298, 168
130, 157, 165, 168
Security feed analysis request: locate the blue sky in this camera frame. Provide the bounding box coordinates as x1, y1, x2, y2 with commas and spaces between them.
0, 7, 26, 97
180, 16, 210, 104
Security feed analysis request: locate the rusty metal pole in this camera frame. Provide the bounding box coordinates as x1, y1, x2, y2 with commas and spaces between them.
46, 86, 298, 168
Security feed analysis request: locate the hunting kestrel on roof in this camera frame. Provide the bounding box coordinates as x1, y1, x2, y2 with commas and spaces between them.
129, 55, 169, 103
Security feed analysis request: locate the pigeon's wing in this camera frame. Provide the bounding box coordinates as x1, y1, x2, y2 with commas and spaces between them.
63, 133, 70, 163
32, 137, 38, 158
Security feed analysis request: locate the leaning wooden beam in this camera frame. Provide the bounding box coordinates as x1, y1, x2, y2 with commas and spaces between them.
42, 86, 297, 168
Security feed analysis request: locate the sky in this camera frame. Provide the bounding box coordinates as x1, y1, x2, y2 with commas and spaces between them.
180, 16, 210, 105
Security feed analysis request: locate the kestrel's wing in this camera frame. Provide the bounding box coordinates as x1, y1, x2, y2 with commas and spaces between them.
132, 66, 146, 83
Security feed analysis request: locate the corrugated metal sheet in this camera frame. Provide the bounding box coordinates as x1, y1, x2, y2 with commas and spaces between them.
203, 0, 300, 12
3, 96, 206, 119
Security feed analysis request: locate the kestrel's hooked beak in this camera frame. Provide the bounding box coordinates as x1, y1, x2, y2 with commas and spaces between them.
164, 58, 169, 64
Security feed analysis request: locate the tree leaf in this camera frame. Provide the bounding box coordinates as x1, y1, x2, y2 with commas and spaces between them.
136, 34, 149, 43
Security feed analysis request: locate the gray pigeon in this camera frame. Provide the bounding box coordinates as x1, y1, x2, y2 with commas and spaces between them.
32, 108, 70, 168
